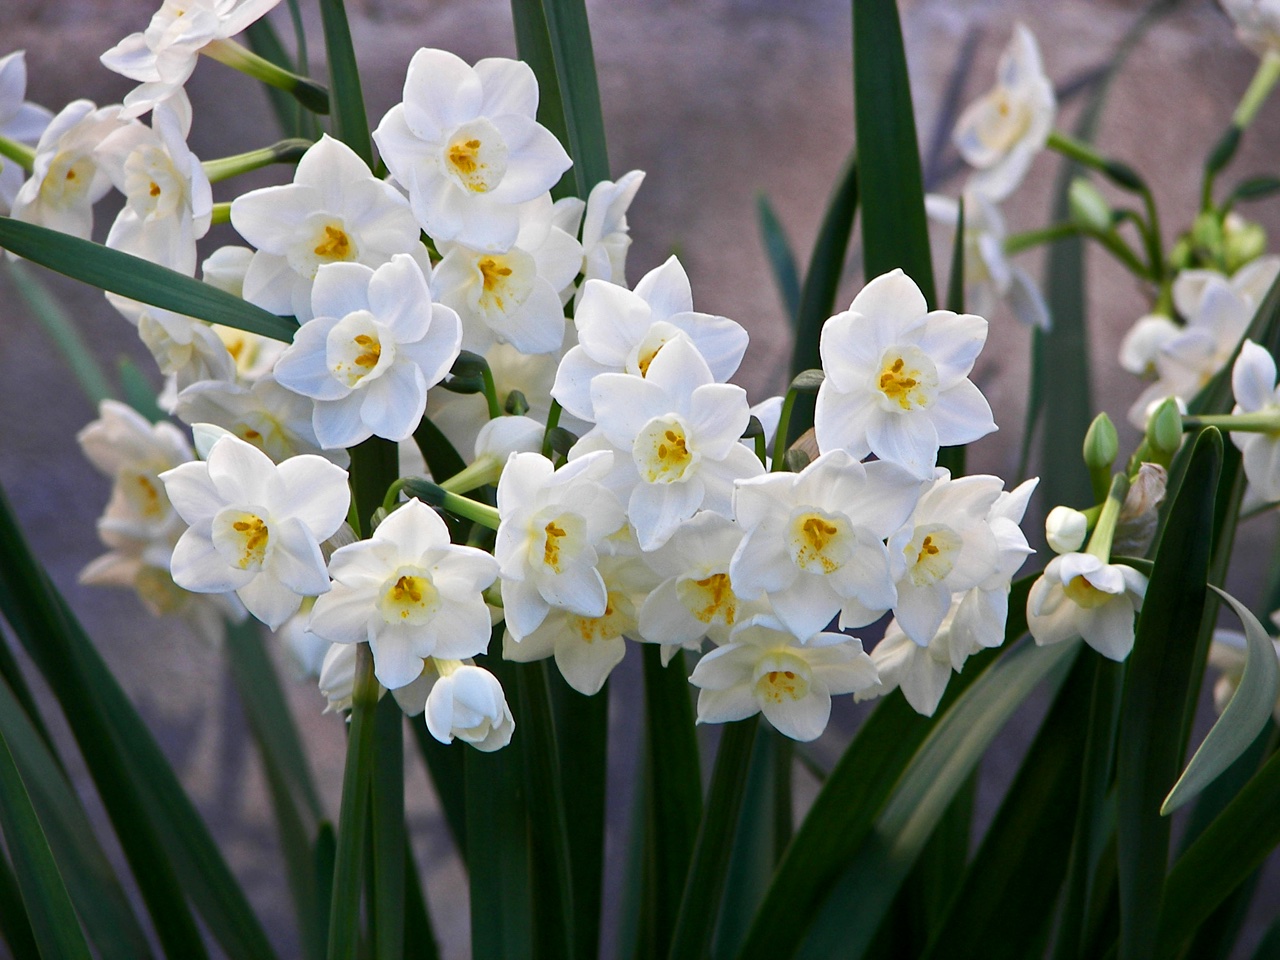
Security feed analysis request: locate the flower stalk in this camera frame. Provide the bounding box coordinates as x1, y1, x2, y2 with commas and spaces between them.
201, 38, 331, 115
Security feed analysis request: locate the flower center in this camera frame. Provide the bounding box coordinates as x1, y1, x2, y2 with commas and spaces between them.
123, 470, 169, 519
977, 88, 1033, 154
313, 223, 354, 261
471, 249, 536, 322
902, 523, 962, 587
212, 508, 272, 571
676, 571, 736, 626
535, 512, 586, 575
123, 144, 183, 220
753, 652, 812, 704
635, 417, 696, 483
378, 568, 440, 625
443, 118, 509, 193
326, 311, 393, 390
43, 151, 96, 207
570, 591, 633, 643
789, 508, 854, 574
875, 345, 939, 412
1063, 574, 1113, 610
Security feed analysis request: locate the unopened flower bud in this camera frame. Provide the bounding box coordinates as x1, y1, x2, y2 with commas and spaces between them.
1146, 397, 1185, 463
1083, 413, 1119, 472
1069, 178, 1112, 234
1045, 505, 1089, 554
1223, 212, 1268, 273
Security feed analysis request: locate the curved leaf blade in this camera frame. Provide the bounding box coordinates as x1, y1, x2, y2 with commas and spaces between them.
0, 218, 297, 342
1162, 587, 1279, 814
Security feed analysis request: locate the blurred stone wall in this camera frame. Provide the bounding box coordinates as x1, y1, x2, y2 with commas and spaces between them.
0, 0, 1276, 957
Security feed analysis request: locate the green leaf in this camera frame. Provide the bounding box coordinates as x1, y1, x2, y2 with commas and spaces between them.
637, 646, 701, 957
0, 848, 39, 960
785, 154, 858, 447
317, 0, 372, 165
327, 646, 378, 960
6, 260, 115, 407
0, 669, 154, 960
371, 698, 406, 960
0, 484, 268, 960
668, 715, 760, 960
1229, 175, 1280, 205
756, 193, 802, 326
0, 218, 297, 341
224, 620, 325, 960
1115, 428, 1222, 960
510, 0, 609, 197
514, 662, 576, 959
796, 639, 1079, 959
549, 672, 607, 960
1156, 734, 1280, 955
737, 576, 1034, 960
466, 654, 533, 960
920, 651, 1098, 960
853, 0, 935, 306
1162, 587, 1279, 814
244, 16, 307, 137
0, 726, 93, 960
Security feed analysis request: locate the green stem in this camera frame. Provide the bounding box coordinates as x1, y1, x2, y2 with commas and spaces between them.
438, 455, 504, 495
772, 387, 799, 472
481, 364, 502, 420
397, 478, 501, 529
1137, 185, 1166, 282
1004, 222, 1081, 256
1096, 230, 1152, 280
202, 38, 330, 115
1183, 412, 1280, 433
1085, 473, 1129, 563
1234, 49, 1280, 128
327, 643, 379, 960
210, 202, 231, 226
0, 135, 35, 170
1047, 130, 1109, 173
542, 400, 562, 460
202, 138, 311, 183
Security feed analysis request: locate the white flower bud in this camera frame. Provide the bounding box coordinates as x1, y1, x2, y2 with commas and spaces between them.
424, 663, 514, 752
1045, 506, 1088, 554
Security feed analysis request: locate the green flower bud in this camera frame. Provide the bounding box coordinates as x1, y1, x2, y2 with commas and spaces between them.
1146, 397, 1184, 465
1068, 177, 1112, 234
1083, 412, 1119, 471
1223, 213, 1267, 273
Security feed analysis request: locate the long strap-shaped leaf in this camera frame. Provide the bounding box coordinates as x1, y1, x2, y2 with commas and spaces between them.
795, 639, 1079, 959
0, 486, 269, 959
0, 218, 296, 342
318, 0, 371, 165
0, 667, 154, 960
511, 0, 609, 198
1115, 428, 1222, 960
0, 846, 39, 960
853, 0, 935, 306
0, 725, 93, 960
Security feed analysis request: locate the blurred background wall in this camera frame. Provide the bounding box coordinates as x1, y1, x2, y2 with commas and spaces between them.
0, 1, 1276, 956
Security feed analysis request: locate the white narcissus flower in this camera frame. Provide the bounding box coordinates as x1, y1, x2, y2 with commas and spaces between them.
730, 450, 922, 641
953, 23, 1055, 202
272, 255, 463, 449
373, 48, 573, 251
175, 375, 347, 466
578, 335, 764, 551
1027, 553, 1147, 661
1224, 0, 1280, 56
160, 433, 350, 629
230, 135, 423, 321
814, 269, 996, 480
887, 471, 1004, 647
861, 601, 975, 718
495, 451, 627, 639
503, 554, 653, 695
1128, 260, 1280, 427
1229, 339, 1280, 502
1045, 505, 1089, 555
0, 51, 53, 212
95, 101, 211, 274
552, 256, 749, 423
1118, 313, 1180, 378
425, 661, 514, 751
551, 169, 645, 302
307, 499, 499, 690
689, 615, 879, 742
951, 477, 1037, 652
107, 293, 239, 394
101, 0, 282, 119
434, 195, 582, 355
637, 511, 768, 658
924, 191, 1050, 330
